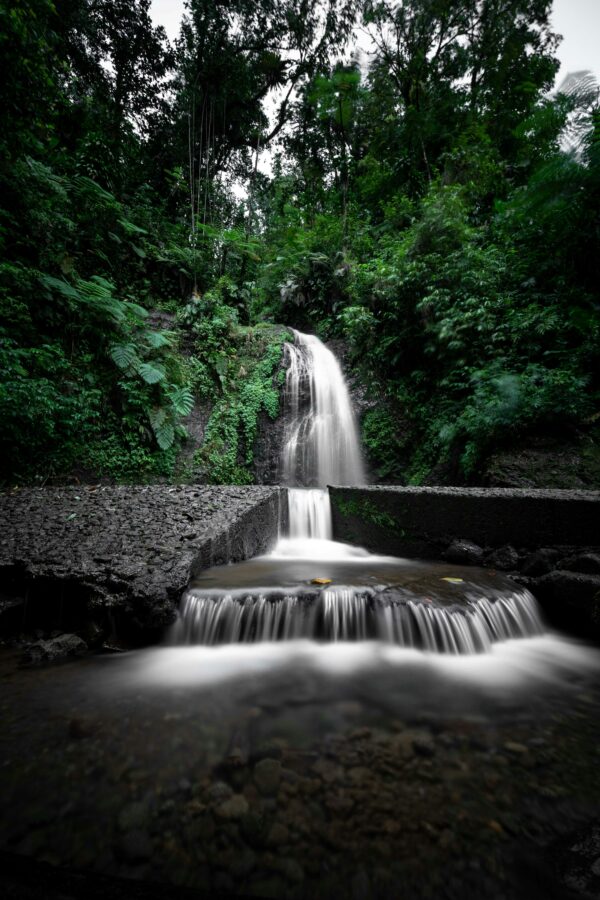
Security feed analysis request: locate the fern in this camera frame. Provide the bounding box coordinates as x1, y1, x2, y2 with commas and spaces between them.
167, 386, 194, 416
154, 419, 175, 450
137, 361, 166, 384
110, 343, 139, 370
145, 330, 174, 350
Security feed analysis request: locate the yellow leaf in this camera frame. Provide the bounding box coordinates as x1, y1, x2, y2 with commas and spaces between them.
311, 578, 332, 585
441, 577, 464, 583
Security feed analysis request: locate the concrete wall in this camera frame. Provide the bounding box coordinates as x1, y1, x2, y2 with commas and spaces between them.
329, 486, 600, 558
330, 485, 600, 637
0, 485, 286, 639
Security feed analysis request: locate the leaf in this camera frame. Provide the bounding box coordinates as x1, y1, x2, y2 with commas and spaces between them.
145, 330, 174, 350
168, 386, 194, 416
132, 244, 147, 258
441, 577, 464, 584
137, 362, 166, 384
154, 421, 175, 450
149, 407, 167, 429
109, 343, 138, 369
215, 356, 228, 376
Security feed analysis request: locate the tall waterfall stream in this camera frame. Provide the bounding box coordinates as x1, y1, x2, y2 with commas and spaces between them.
172, 331, 544, 654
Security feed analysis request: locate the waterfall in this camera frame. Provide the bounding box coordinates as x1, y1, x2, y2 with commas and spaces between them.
281, 330, 365, 541
171, 588, 544, 653
170, 328, 546, 654
282, 331, 365, 490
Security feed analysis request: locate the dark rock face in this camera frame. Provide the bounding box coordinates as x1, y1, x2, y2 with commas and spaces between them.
485, 545, 520, 571
562, 553, 600, 575
253, 407, 287, 485
0, 485, 284, 641
21, 633, 88, 665
532, 571, 600, 623
443, 540, 484, 566
520, 549, 561, 577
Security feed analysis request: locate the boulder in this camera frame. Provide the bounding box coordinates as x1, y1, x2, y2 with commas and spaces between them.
21, 633, 88, 665
520, 548, 561, 577
443, 540, 484, 566
532, 570, 600, 628
562, 553, 600, 575
485, 545, 519, 571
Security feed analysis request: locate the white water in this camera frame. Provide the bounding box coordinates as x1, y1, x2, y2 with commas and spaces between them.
172, 329, 547, 654
282, 331, 366, 490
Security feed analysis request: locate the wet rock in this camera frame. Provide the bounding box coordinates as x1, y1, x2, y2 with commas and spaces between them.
116, 829, 153, 862
240, 810, 268, 847
533, 570, 600, 625
214, 794, 249, 820
520, 548, 560, 576
485, 545, 519, 571
443, 540, 484, 566
413, 736, 436, 758
254, 758, 281, 795
118, 800, 150, 832
563, 553, 600, 575
208, 781, 233, 803
275, 857, 304, 883
503, 741, 528, 755
266, 822, 289, 846
21, 633, 87, 664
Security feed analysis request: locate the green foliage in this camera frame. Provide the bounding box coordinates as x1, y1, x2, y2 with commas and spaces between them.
1, 0, 598, 489
191, 325, 290, 484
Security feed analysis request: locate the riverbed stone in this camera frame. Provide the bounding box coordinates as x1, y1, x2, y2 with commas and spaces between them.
563, 553, 600, 574
214, 794, 249, 820
21, 633, 88, 664
520, 548, 560, 576
444, 540, 485, 566
254, 758, 282, 795
485, 545, 519, 571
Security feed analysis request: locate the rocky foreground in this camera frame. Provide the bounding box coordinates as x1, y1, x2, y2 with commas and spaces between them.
1, 642, 600, 899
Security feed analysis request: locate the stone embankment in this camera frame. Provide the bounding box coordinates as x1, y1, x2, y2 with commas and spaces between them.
330, 485, 600, 636
0, 485, 284, 643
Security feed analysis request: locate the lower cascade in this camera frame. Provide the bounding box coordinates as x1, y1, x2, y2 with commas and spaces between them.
171, 329, 545, 654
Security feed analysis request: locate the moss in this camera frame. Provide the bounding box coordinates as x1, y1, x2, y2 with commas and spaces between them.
190, 324, 292, 484
333, 496, 406, 534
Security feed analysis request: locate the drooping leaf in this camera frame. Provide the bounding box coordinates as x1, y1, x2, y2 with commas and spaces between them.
109, 343, 138, 370
137, 362, 166, 384
145, 330, 174, 350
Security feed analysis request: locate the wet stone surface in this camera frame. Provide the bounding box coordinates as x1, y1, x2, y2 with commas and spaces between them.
1, 641, 600, 898
0, 485, 283, 638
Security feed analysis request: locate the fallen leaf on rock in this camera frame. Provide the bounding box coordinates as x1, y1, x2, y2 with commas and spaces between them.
311, 578, 332, 585
442, 577, 464, 583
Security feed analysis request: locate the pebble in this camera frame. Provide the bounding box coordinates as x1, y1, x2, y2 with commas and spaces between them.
254, 758, 282, 795
118, 800, 149, 832
208, 781, 233, 803
214, 794, 249, 820
116, 829, 153, 862
266, 822, 289, 846
503, 741, 529, 755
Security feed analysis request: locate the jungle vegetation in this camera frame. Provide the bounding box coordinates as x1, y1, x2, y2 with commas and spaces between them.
1, 0, 598, 485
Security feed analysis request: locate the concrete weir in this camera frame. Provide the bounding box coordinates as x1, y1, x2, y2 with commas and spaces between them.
330, 485, 600, 635
329, 485, 600, 556
0, 485, 285, 639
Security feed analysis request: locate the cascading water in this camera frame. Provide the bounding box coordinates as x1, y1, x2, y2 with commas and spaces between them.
282, 331, 365, 491
171, 330, 545, 653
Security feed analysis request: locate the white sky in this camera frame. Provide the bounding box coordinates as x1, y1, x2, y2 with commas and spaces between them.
151, 0, 600, 84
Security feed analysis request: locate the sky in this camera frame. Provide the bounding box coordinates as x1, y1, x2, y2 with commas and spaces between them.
151, 0, 600, 86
